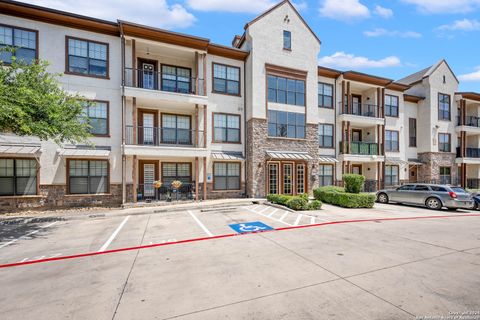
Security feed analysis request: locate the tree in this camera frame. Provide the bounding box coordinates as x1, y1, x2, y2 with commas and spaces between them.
0, 48, 92, 144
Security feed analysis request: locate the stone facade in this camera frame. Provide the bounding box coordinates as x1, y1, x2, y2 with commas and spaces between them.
199, 183, 246, 200
246, 118, 319, 198
418, 152, 457, 183
0, 184, 123, 213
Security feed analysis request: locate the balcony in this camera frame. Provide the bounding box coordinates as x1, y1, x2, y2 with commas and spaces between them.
340, 141, 379, 155
338, 102, 384, 126
124, 126, 207, 158
457, 147, 480, 158
456, 116, 480, 135
123, 68, 207, 105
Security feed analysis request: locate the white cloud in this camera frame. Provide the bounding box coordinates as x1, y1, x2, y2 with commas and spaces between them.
187, 0, 275, 13
318, 52, 401, 69
24, 0, 196, 29
319, 0, 370, 21
459, 66, 480, 82
401, 0, 480, 14
374, 5, 393, 18
438, 19, 480, 31
364, 28, 422, 38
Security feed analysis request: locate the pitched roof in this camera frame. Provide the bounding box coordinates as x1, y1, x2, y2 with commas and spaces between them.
397, 59, 459, 85
244, 0, 321, 45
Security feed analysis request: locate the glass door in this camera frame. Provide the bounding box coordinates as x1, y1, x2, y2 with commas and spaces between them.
141, 62, 155, 90
142, 113, 155, 145
283, 163, 293, 195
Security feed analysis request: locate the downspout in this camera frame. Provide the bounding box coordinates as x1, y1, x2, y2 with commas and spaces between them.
334, 76, 337, 184
243, 57, 248, 198
119, 21, 126, 206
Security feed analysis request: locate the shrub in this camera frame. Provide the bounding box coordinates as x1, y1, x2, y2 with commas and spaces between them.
343, 174, 365, 194
299, 193, 309, 201
307, 200, 322, 210
286, 197, 308, 211
267, 194, 291, 206
313, 186, 375, 208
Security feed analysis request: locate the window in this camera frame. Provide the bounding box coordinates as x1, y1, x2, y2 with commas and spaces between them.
268, 163, 279, 194
439, 133, 451, 152
414, 185, 430, 191
214, 162, 240, 190
319, 165, 333, 187
296, 164, 305, 194
0, 25, 37, 64
385, 166, 399, 186
319, 124, 334, 148
409, 118, 417, 147
398, 185, 414, 191
161, 65, 191, 94
161, 114, 191, 145
438, 93, 451, 121
385, 95, 399, 117
68, 160, 108, 194
430, 186, 447, 192
213, 114, 240, 143
162, 163, 191, 185
440, 167, 451, 184
283, 164, 293, 195
0, 159, 37, 196
268, 110, 305, 139
385, 130, 399, 152
67, 37, 108, 78
318, 83, 333, 108
213, 63, 240, 95
83, 101, 108, 136
268, 75, 305, 106
283, 30, 291, 50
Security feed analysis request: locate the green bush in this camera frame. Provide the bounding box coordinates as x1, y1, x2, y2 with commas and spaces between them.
299, 193, 309, 201
307, 200, 322, 210
266, 194, 291, 206
313, 186, 375, 208
343, 174, 365, 194
286, 197, 308, 211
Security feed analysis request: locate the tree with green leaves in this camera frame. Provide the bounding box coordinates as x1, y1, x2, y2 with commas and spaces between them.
0, 48, 92, 144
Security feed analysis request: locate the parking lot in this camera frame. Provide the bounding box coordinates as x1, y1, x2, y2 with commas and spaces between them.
1, 203, 479, 320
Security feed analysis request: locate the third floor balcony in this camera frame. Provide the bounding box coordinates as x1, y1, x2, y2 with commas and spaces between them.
338, 102, 385, 126
457, 116, 480, 135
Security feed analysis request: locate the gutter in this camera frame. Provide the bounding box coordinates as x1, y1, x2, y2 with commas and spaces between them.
119, 21, 126, 205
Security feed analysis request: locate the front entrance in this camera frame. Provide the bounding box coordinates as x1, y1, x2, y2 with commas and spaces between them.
267, 161, 307, 195
352, 129, 362, 142
139, 160, 159, 200
351, 164, 362, 175
409, 166, 418, 183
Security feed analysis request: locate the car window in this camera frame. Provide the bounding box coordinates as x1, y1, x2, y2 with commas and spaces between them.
451, 187, 467, 193
397, 185, 414, 191
414, 185, 430, 191
430, 186, 447, 192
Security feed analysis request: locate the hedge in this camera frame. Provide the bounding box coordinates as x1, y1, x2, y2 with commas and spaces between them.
266, 194, 322, 211
343, 174, 365, 194
313, 186, 375, 208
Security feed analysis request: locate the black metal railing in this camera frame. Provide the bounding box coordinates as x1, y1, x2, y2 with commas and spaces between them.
137, 183, 195, 202
340, 141, 380, 155
124, 68, 205, 96
125, 126, 205, 148
339, 102, 381, 118
457, 115, 480, 127
457, 147, 480, 158
467, 179, 480, 190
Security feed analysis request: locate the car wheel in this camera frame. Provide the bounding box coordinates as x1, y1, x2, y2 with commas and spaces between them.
377, 193, 389, 204
426, 197, 442, 210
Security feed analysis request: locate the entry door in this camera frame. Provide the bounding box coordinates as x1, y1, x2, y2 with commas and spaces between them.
409, 166, 418, 183
352, 129, 362, 142
351, 164, 362, 175
282, 163, 293, 195
142, 113, 155, 145
139, 161, 158, 199
352, 95, 362, 115
141, 62, 155, 90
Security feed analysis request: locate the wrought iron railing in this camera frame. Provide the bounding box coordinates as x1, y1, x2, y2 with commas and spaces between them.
339, 102, 381, 118
340, 141, 379, 155
125, 126, 205, 148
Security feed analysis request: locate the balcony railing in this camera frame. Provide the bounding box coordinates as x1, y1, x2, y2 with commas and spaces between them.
125, 126, 205, 148
124, 68, 205, 96
339, 102, 381, 118
467, 179, 480, 190
340, 141, 379, 155
457, 115, 480, 127
457, 147, 480, 158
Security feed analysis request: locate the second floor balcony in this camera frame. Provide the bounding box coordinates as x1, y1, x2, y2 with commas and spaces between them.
457, 116, 480, 128
125, 126, 205, 149
340, 102, 381, 118
457, 147, 480, 158
340, 141, 380, 155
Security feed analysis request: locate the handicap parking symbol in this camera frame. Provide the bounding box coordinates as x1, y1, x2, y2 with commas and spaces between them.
229, 221, 274, 234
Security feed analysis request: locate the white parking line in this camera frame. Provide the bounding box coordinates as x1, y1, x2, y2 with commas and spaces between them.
310, 216, 316, 225
245, 206, 293, 226
259, 206, 271, 214
98, 216, 130, 252
294, 214, 303, 226
279, 211, 290, 221
0, 221, 58, 250
268, 208, 279, 217
187, 210, 214, 237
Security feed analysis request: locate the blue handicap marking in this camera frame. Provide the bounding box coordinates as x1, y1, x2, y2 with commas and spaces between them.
229, 221, 274, 234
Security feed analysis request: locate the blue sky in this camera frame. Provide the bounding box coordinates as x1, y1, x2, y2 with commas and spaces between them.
24, 0, 480, 91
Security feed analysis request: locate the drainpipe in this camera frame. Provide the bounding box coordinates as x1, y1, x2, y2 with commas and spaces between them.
334, 76, 337, 184
119, 21, 127, 206
243, 57, 248, 198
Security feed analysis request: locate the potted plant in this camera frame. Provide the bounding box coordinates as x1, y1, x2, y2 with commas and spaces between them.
171, 180, 183, 201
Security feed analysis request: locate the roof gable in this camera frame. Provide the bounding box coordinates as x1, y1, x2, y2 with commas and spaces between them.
398, 59, 459, 85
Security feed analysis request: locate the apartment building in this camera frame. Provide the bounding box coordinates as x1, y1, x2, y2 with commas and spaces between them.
0, 0, 479, 210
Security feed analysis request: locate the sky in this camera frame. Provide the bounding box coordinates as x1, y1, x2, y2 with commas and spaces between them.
22, 0, 480, 91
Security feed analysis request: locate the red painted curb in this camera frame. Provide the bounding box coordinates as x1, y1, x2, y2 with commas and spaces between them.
0, 213, 478, 269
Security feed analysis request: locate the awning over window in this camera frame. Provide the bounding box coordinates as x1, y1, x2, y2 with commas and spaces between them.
0, 144, 41, 155
318, 156, 339, 163
266, 151, 313, 160
211, 151, 245, 161
386, 158, 408, 165
408, 159, 423, 166
59, 146, 110, 158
